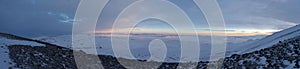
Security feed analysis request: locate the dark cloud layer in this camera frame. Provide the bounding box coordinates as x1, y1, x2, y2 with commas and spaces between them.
0, 0, 79, 37
0, 0, 299, 37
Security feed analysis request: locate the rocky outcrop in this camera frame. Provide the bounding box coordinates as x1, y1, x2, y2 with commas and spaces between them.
222, 36, 300, 69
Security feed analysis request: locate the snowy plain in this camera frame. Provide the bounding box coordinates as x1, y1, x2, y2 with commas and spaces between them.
35, 34, 265, 62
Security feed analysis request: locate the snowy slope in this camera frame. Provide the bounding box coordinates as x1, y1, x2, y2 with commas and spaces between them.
0, 36, 45, 69
222, 36, 300, 69
238, 25, 300, 54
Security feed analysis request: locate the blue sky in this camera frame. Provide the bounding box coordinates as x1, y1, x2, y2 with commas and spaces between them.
0, 0, 299, 37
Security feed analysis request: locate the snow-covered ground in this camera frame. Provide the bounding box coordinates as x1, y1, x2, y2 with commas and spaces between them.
236, 25, 300, 54
0, 37, 45, 68
35, 34, 264, 62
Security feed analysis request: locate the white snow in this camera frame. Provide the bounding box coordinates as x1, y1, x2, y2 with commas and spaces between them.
258, 56, 266, 64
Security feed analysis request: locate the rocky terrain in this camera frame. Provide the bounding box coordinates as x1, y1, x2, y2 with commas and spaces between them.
221, 36, 300, 69
7, 43, 192, 69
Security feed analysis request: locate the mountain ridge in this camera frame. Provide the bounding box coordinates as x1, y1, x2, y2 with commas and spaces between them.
0, 32, 59, 46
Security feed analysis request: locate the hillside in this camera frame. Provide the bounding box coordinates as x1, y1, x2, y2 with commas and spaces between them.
0, 32, 188, 68
239, 25, 300, 54
222, 36, 300, 68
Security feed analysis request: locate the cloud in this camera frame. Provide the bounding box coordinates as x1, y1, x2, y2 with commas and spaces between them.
96, 0, 137, 30
0, 0, 80, 37
47, 12, 78, 23
93, 0, 300, 36
249, 16, 297, 30
271, 0, 288, 3
0, 0, 299, 37
220, 0, 300, 23
226, 16, 297, 30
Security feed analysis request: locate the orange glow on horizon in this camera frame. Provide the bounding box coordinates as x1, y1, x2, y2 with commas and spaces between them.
90, 29, 279, 37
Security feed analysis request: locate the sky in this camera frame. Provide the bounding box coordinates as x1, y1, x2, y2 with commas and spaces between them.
0, 0, 299, 37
